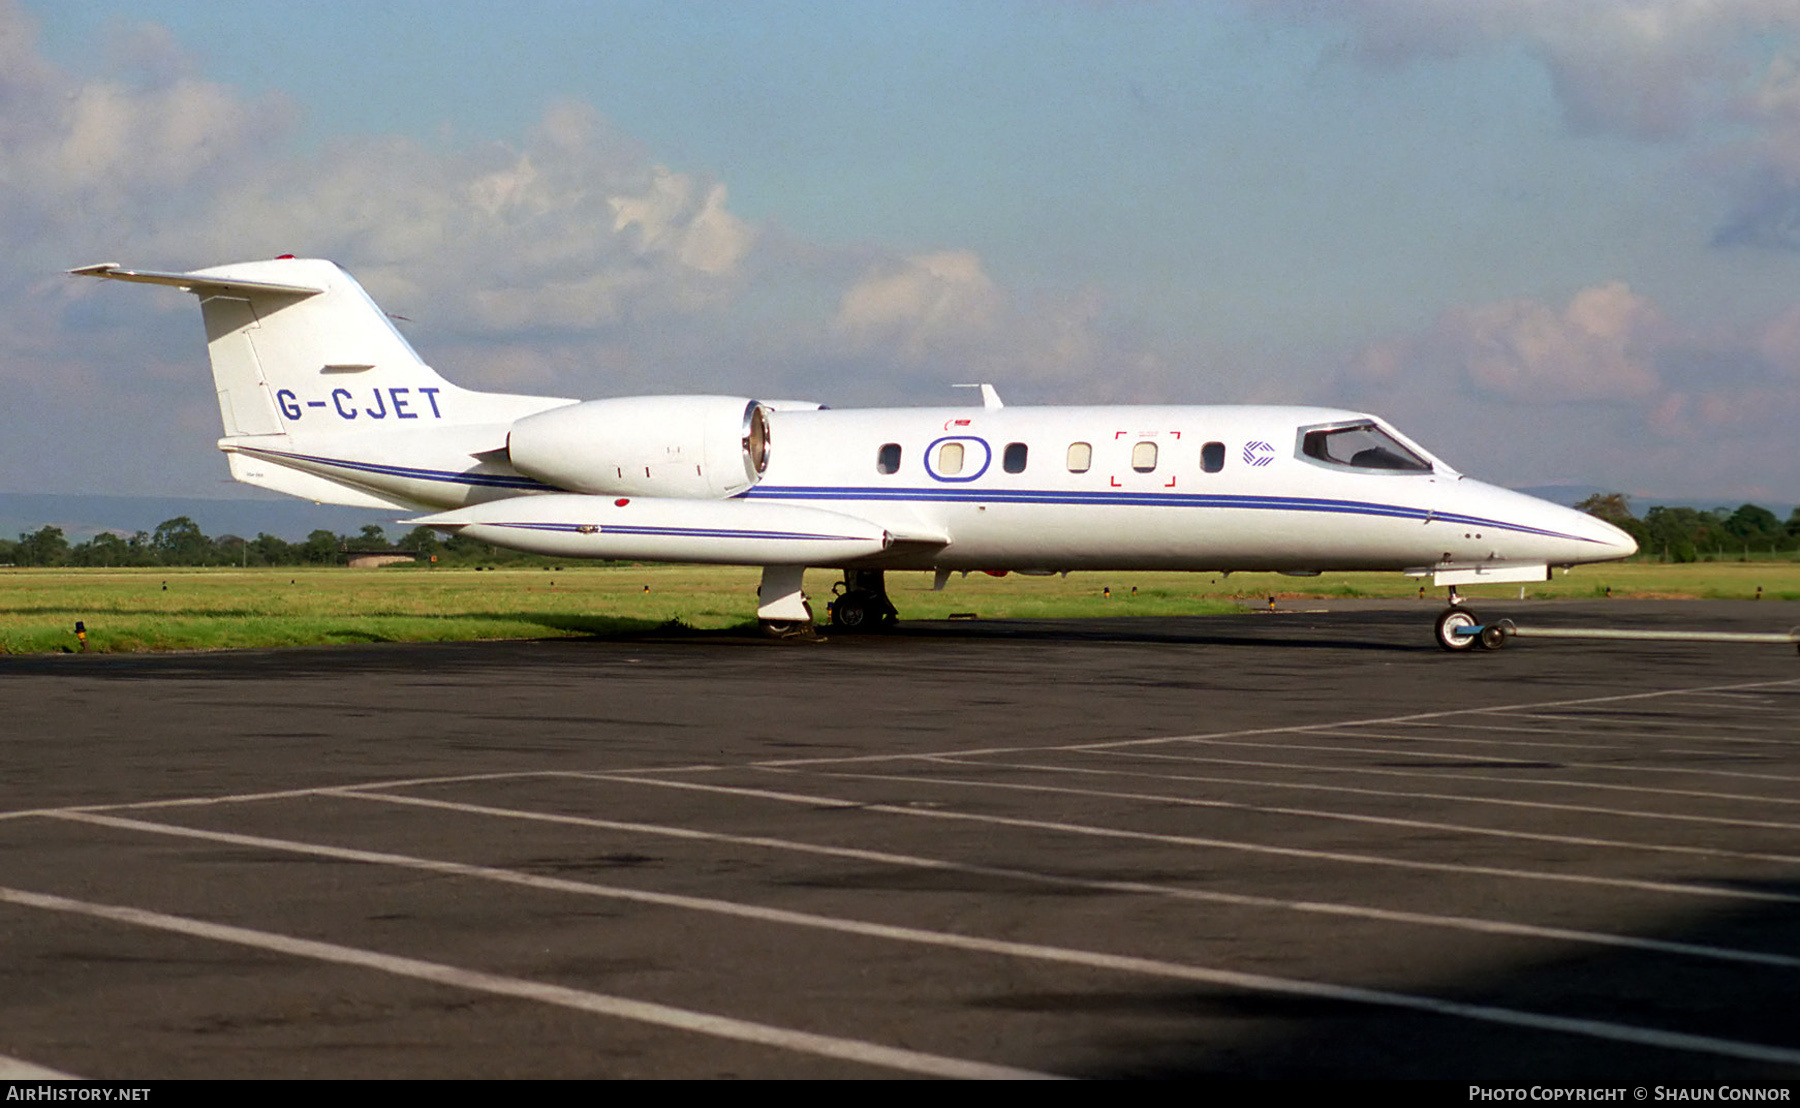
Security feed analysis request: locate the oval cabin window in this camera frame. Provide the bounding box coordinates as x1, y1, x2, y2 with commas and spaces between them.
1003, 442, 1028, 473
1131, 441, 1158, 472
877, 443, 901, 474
1066, 442, 1092, 473
937, 441, 965, 476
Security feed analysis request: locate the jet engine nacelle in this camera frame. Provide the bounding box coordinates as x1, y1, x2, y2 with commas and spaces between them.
506, 395, 771, 498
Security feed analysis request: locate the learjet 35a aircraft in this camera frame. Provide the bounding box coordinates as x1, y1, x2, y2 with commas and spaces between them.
73, 257, 1637, 648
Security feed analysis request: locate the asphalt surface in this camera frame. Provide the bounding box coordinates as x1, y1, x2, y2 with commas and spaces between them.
0, 599, 1797, 1079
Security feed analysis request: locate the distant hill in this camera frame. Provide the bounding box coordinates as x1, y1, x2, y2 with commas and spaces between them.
0, 492, 399, 543
1514, 485, 1796, 519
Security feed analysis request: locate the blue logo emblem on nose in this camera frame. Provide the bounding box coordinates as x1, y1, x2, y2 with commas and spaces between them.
1243, 441, 1274, 467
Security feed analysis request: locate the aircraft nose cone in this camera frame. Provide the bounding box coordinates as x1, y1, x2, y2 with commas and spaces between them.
1557, 506, 1637, 561
1591, 515, 1639, 560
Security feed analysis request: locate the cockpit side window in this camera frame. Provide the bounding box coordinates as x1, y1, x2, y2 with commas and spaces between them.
1300, 423, 1431, 473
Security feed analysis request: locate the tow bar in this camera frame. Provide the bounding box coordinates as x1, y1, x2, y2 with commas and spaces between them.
1452, 619, 1800, 652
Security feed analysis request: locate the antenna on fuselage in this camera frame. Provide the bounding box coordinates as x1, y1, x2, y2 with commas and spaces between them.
952, 382, 1004, 410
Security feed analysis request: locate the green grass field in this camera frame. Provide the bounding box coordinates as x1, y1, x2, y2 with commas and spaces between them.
2, 560, 1796, 654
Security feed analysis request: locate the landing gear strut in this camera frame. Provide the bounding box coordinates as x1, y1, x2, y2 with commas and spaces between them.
828, 569, 899, 632
757, 565, 816, 639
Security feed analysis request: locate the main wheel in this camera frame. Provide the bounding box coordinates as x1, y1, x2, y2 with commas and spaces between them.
831, 592, 871, 631
1434, 606, 1482, 652
760, 619, 815, 640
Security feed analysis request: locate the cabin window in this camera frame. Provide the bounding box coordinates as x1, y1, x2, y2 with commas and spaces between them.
1131, 441, 1158, 472
937, 441, 965, 476
876, 443, 901, 474
1201, 441, 1225, 473
1003, 442, 1028, 473
1301, 422, 1431, 473
1066, 442, 1092, 473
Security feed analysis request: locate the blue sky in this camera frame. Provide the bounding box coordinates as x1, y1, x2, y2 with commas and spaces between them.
7, 1, 1800, 504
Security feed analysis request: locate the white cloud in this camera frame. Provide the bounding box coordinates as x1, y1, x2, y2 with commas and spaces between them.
1711, 48, 1800, 248
610, 167, 754, 277
1354, 282, 1662, 403
1344, 280, 1800, 494
1311, 0, 1800, 139
1457, 281, 1664, 402
835, 251, 1001, 355
1286, 1, 1800, 251
0, 2, 1166, 492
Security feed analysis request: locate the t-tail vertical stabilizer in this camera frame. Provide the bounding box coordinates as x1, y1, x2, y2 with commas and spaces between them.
71, 258, 572, 511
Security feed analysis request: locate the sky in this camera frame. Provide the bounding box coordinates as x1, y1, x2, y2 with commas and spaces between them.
5, 0, 1800, 506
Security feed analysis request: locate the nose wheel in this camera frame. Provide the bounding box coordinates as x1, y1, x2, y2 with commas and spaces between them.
1434, 606, 1483, 652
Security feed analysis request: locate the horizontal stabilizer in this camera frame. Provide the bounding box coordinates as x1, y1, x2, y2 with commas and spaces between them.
69, 263, 323, 298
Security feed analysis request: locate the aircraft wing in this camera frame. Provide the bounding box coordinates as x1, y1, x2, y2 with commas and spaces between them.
407, 493, 942, 565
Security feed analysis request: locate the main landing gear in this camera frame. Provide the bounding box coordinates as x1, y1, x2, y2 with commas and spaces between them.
755, 567, 899, 638
757, 565, 816, 639
828, 569, 899, 632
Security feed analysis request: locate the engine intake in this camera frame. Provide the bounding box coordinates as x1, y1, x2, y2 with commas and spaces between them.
507, 396, 771, 498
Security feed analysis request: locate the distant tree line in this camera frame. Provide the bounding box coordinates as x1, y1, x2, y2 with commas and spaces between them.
1575, 495, 1800, 562
0, 517, 548, 568
4, 499, 1796, 567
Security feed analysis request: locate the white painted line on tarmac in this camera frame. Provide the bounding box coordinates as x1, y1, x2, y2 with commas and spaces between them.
7, 679, 1793, 825
0, 1053, 77, 1079
0, 770, 559, 823
30, 814, 1800, 1069
1153, 734, 1800, 788
326, 787, 1800, 971
7, 676, 1792, 823
1667, 694, 1791, 710
1303, 725, 1786, 757
1485, 712, 1794, 738
0, 879, 1054, 1081
840, 762, 1800, 868
949, 752, 1800, 833
709, 678, 1800, 771
1382, 719, 1682, 737
572, 772, 1800, 905
1082, 747, 1800, 813
1292, 726, 1632, 751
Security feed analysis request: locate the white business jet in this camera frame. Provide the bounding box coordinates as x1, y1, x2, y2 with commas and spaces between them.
73, 258, 1637, 648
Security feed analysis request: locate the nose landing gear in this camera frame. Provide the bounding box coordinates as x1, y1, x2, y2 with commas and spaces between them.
1434, 605, 1484, 652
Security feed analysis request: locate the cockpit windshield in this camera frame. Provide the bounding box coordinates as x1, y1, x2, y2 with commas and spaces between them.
1300, 422, 1432, 473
